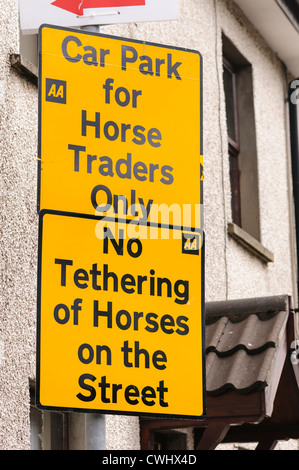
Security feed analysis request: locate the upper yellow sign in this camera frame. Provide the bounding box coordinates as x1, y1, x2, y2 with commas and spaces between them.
38, 25, 203, 228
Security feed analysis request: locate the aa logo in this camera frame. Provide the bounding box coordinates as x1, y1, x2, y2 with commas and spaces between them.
182, 233, 200, 255
45, 78, 67, 104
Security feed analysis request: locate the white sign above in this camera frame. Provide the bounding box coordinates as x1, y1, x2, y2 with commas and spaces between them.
19, 0, 179, 35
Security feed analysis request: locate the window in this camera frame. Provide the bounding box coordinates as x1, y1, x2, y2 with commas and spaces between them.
153, 430, 187, 450
222, 35, 261, 242
30, 386, 43, 450
223, 57, 241, 227
276, 0, 299, 33
30, 384, 69, 450
289, 79, 299, 302
30, 408, 69, 450
30, 383, 106, 450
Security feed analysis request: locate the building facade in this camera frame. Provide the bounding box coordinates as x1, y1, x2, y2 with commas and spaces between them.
0, 0, 298, 450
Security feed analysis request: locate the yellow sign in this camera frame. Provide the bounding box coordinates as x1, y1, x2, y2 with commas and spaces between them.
37, 210, 205, 418
38, 25, 203, 228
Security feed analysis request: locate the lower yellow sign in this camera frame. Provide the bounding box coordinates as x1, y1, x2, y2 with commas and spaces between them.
37, 210, 205, 418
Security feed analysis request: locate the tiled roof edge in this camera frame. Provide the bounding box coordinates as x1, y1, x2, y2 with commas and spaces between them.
207, 380, 267, 397
206, 295, 290, 321
206, 341, 276, 357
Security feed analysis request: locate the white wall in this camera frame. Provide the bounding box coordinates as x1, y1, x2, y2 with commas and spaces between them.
0, 0, 38, 449
0, 0, 295, 449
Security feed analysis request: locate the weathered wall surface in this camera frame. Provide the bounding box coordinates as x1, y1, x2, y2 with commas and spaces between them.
0, 0, 295, 449
0, 0, 38, 449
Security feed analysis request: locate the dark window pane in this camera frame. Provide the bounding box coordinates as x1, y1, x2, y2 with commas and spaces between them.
223, 64, 237, 144
229, 151, 242, 226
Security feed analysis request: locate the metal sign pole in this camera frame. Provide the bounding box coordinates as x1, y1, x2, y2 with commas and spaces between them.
70, 23, 106, 452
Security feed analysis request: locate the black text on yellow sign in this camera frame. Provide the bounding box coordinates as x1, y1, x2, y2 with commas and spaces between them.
36, 211, 205, 418
38, 25, 203, 228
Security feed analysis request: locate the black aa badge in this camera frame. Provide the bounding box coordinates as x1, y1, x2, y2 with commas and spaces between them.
45, 78, 67, 104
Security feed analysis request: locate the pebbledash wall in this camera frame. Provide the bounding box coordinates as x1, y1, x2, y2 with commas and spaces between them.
0, 0, 296, 449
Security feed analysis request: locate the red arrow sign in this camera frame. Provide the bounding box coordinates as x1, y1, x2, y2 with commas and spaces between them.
51, 0, 146, 16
